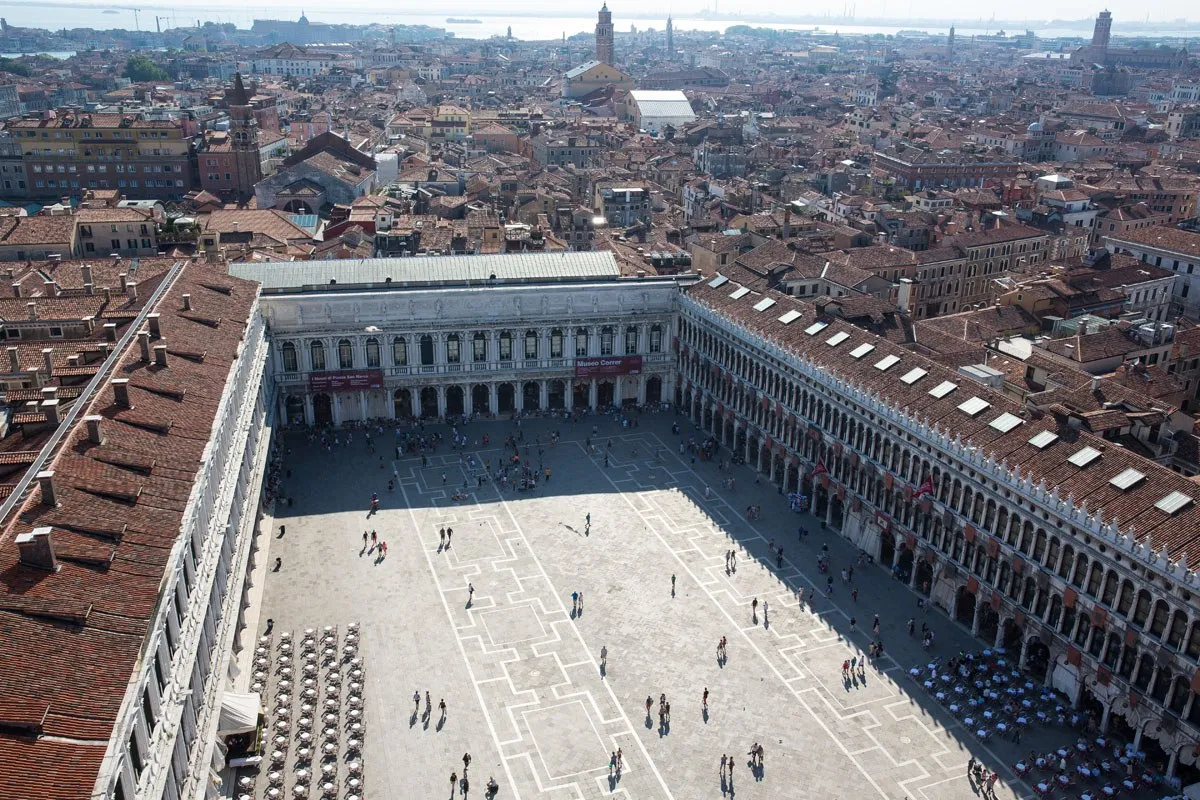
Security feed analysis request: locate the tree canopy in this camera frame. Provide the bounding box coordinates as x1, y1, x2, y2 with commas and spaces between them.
123, 55, 170, 82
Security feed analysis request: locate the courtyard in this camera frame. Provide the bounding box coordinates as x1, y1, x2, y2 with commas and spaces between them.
256, 411, 1098, 800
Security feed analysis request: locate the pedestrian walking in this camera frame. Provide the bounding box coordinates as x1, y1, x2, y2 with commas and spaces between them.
447, 527, 453, 546
440, 528, 446, 546
578, 590, 583, 610
463, 753, 472, 772
609, 752, 616, 776
872, 614, 880, 635
763, 600, 769, 618
425, 691, 432, 713
571, 590, 579, 613
616, 748, 623, 769
468, 582, 475, 602
439, 698, 447, 721
967, 757, 977, 779
702, 687, 709, 709
600, 645, 607, 667
363, 531, 369, 548
450, 772, 458, 795
442, 472, 447, 485
851, 586, 859, 603
751, 597, 758, 618
720, 754, 727, 775
671, 574, 676, 594
414, 690, 421, 713
371, 531, 378, 547
850, 616, 857, 631
906, 617, 915, 636
646, 696, 653, 716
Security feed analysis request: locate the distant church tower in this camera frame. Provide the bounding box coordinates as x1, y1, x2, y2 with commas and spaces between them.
1091, 9, 1112, 51
227, 73, 263, 197
595, 3, 614, 65
946, 25, 954, 60
667, 15, 674, 55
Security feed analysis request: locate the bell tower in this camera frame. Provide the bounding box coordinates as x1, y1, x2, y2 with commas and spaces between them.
595, 3, 614, 65
227, 73, 263, 196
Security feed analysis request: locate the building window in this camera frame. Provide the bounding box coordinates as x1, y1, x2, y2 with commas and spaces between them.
550, 328, 563, 358
473, 332, 487, 362
576, 327, 589, 357
281, 342, 298, 372
310, 341, 326, 371
446, 334, 460, 363
601, 326, 614, 356
365, 337, 380, 368
499, 331, 513, 361
649, 324, 663, 353
524, 330, 538, 360
625, 325, 638, 354
392, 337, 407, 366
338, 339, 353, 370
420, 335, 435, 366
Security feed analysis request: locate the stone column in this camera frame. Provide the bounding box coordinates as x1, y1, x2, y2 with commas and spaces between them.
825, 496, 834, 527
358, 391, 367, 421
909, 556, 920, 589
332, 393, 343, 426
614, 378, 623, 406
971, 597, 983, 636
994, 620, 1007, 649
1167, 749, 1178, 778
1019, 637, 1031, 670
589, 379, 598, 410
638, 375, 647, 405
565, 380, 574, 411
304, 394, 314, 426
489, 384, 498, 413
411, 390, 420, 418
1132, 724, 1143, 751
540, 380, 549, 409
1099, 703, 1112, 734
437, 386, 447, 418
515, 383, 525, 412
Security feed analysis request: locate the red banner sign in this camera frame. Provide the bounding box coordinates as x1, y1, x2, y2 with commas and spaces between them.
309, 369, 384, 393
575, 355, 643, 378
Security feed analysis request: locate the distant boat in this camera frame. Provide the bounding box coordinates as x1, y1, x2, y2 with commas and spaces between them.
446, 18, 482, 23
102, 9, 120, 13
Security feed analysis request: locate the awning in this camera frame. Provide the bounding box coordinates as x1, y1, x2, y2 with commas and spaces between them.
217, 691, 261, 736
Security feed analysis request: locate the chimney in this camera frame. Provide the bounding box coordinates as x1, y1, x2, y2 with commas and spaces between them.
41, 386, 57, 401
147, 313, 161, 338
153, 344, 168, 367
81, 264, 93, 286
36, 470, 57, 507
783, 208, 791, 239
1091, 376, 1101, 392
119, 273, 127, 292
112, 378, 131, 407
138, 330, 151, 362
85, 415, 104, 444
103, 287, 111, 303
27, 301, 37, 320
182, 293, 192, 311
27, 368, 42, 389
127, 281, 137, 302
7, 347, 18, 373
42, 347, 53, 376
84, 281, 94, 296
11, 282, 20, 298
16, 527, 58, 571
41, 397, 60, 426
103, 322, 117, 342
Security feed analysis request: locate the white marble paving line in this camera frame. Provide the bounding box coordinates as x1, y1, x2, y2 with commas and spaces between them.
393, 463, 525, 800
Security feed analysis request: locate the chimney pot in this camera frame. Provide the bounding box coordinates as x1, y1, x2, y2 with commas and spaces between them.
182, 293, 192, 311
85, 414, 104, 444
40, 398, 60, 426
11, 282, 21, 298
103, 322, 118, 342
147, 313, 161, 338
7, 346, 18, 373
153, 344, 168, 367
103, 287, 111, 303
85, 282, 94, 296
138, 330, 151, 362
127, 281, 138, 301
36, 471, 57, 507
42, 347, 53, 376
27, 301, 37, 321
112, 378, 131, 407
40, 386, 57, 401
15, 527, 58, 571
119, 273, 127, 291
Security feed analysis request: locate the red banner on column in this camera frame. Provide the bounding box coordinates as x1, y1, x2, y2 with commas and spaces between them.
309, 369, 383, 392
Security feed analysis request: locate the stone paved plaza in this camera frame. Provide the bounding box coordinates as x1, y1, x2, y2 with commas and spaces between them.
259, 412, 1091, 800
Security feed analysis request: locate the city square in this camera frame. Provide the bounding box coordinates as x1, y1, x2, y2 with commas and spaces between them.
255, 412, 1095, 800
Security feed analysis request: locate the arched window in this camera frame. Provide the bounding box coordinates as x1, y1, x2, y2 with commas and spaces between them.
281, 341, 298, 372
575, 327, 589, 357
524, 330, 538, 360
310, 340, 326, 371
446, 334, 461, 363
649, 324, 663, 353
625, 325, 639, 354
600, 326, 614, 355
365, 337, 380, 368
338, 339, 353, 370
420, 335, 434, 366
550, 328, 563, 358
393, 337, 407, 366
499, 331, 513, 361
473, 332, 487, 362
